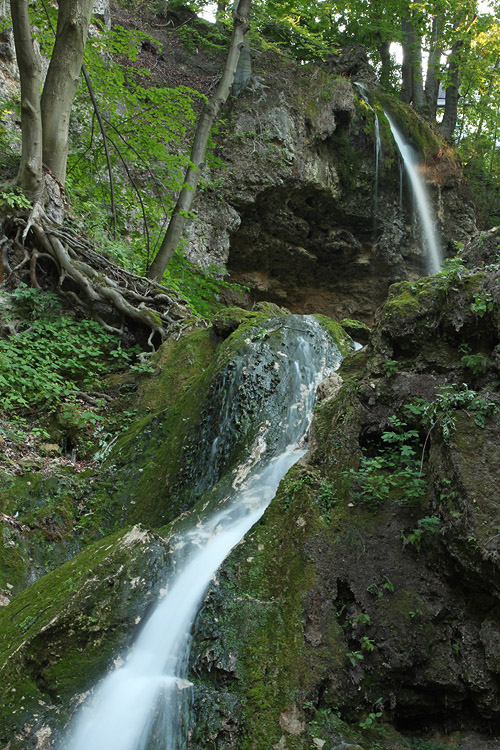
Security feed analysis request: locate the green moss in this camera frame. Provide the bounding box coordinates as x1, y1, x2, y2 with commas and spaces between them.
374, 93, 442, 161
383, 281, 421, 318
314, 314, 353, 355
0, 528, 131, 737
137, 328, 215, 413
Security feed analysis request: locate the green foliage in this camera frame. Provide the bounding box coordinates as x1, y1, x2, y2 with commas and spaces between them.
282, 472, 316, 509
177, 20, 229, 54
0, 188, 31, 212
359, 698, 383, 730
345, 416, 427, 509
347, 650, 364, 666
0, 287, 133, 412
470, 292, 494, 317
66, 24, 203, 273
361, 635, 375, 652
404, 384, 498, 440
459, 344, 491, 375
163, 253, 248, 318
384, 359, 399, 377
316, 479, 337, 518
356, 612, 371, 626
405, 516, 441, 552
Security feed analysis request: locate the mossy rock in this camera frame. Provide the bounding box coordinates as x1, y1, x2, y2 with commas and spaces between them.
340, 318, 371, 346
0, 525, 173, 746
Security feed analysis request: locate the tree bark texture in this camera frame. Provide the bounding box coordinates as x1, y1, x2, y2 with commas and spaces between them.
40, 0, 94, 184
147, 0, 252, 281
440, 40, 462, 141
425, 14, 444, 121
377, 40, 392, 90
401, 10, 425, 111
10, 0, 43, 197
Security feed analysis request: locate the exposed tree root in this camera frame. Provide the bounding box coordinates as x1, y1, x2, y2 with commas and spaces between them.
1, 201, 195, 349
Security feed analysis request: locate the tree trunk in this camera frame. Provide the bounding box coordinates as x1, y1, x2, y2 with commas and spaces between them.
40, 0, 94, 185
401, 10, 425, 111
233, 37, 252, 95
440, 40, 462, 141
377, 40, 392, 91
147, 0, 252, 282
425, 14, 443, 121
10, 0, 43, 197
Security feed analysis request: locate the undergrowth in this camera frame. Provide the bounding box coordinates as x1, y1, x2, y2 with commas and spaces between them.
0, 286, 133, 412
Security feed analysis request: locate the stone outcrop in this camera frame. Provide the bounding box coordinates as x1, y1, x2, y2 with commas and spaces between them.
187, 231, 500, 749
183, 58, 476, 325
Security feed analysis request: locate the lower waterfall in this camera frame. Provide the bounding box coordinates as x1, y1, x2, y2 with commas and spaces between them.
62, 315, 341, 750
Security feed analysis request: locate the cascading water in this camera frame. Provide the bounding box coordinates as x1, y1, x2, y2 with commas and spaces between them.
384, 111, 442, 274
61, 315, 341, 750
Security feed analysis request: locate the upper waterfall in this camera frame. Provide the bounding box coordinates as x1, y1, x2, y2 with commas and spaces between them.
384, 111, 442, 274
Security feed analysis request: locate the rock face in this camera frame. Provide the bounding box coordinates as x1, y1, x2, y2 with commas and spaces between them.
0, 525, 174, 748
187, 232, 500, 749
184, 58, 476, 324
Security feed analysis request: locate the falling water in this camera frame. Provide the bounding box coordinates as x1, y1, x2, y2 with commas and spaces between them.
355, 83, 382, 232
384, 112, 442, 274
62, 315, 340, 750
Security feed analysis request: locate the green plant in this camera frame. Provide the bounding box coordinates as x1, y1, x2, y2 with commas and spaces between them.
459, 344, 491, 375
0, 287, 133, 412
347, 650, 364, 666
382, 576, 394, 593
361, 636, 375, 652
316, 479, 337, 517
0, 188, 31, 211
359, 699, 383, 730
384, 359, 399, 377
405, 384, 498, 441
356, 612, 371, 626
405, 516, 441, 551
282, 471, 317, 509
470, 292, 494, 317
345, 417, 427, 508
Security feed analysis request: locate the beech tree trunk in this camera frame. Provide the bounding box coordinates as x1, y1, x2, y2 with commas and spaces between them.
377, 40, 392, 90
10, 0, 43, 197
401, 10, 425, 111
40, 0, 94, 185
425, 14, 444, 121
440, 40, 462, 141
147, 0, 252, 282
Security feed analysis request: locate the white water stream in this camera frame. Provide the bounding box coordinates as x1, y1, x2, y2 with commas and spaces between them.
384, 112, 442, 274
63, 316, 339, 750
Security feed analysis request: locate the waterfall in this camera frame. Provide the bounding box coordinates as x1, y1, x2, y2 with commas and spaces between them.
355, 83, 382, 233
384, 112, 442, 274
61, 315, 341, 750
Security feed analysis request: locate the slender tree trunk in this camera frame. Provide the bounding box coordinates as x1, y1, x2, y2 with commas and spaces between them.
425, 14, 443, 121
400, 15, 413, 103
40, 0, 94, 184
440, 40, 462, 141
401, 10, 425, 111
377, 40, 392, 90
147, 0, 252, 281
233, 37, 252, 95
10, 0, 43, 197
